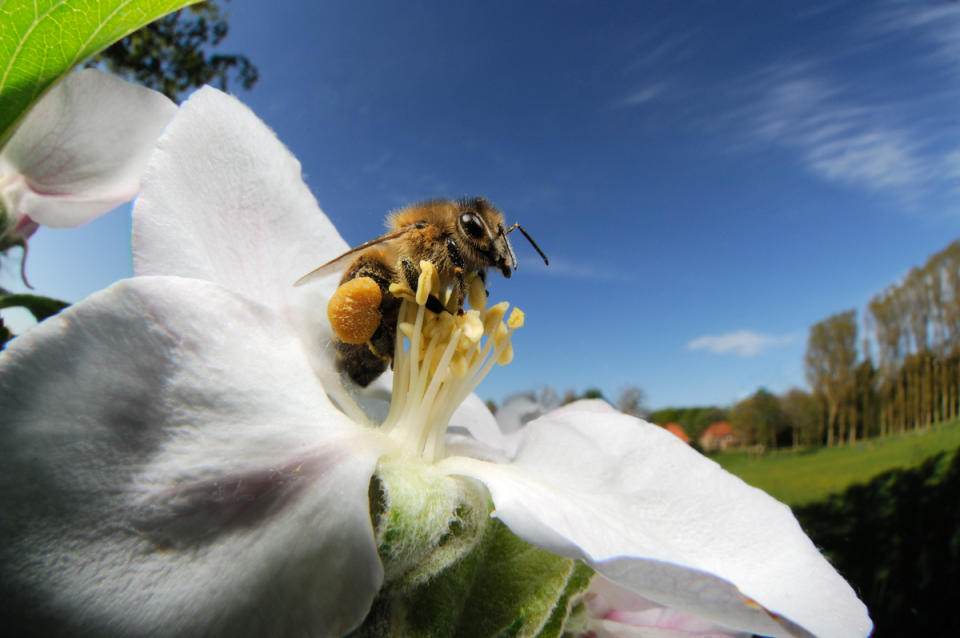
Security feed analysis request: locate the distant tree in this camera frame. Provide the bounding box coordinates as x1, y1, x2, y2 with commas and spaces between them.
806, 310, 858, 446
757, 388, 789, 448
851, 359, 879, 440
867, 286, 904, 434
581, 387, 607, 402
647, 407, 682, 425
780, 388, 820, 448
484, 399, 498, 415
863, 241, 960, 434
728, 398, 758, 446
89, 0, 258, 102
616, 385, 648, 419
729, 388, 786, 449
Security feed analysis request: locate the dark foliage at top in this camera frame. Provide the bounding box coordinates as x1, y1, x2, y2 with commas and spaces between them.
89, 1, 258, 102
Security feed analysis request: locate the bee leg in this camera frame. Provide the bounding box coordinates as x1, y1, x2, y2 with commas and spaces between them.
477, 268, 492, 299
335, 255, 399, 386
333, 293, 398, 387
445, 237, 467, 314
399, 257, 446, 314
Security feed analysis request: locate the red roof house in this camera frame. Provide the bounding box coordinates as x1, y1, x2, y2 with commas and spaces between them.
664, 422, 691, 444
698, 421, 742, 452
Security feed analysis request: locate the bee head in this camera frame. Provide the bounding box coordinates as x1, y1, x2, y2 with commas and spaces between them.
455, 198, 513, 277
455, 197, 547, 278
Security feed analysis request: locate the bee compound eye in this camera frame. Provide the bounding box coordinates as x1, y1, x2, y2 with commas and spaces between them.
460, 213, 485, 239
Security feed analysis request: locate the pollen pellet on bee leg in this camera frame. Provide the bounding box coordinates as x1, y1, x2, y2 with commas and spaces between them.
327, 276, 383, 345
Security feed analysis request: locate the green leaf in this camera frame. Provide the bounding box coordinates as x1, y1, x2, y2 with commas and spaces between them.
0, 0, 201, 141
536, 561, 593, 638
446, 520, 585, 638
0, 292, 68, 321
352, 519, 592, 638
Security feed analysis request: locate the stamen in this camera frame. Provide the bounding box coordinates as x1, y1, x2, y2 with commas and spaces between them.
381, 260, 522, 462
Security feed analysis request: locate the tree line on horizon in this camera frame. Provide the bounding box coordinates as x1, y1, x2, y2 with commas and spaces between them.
504, 240, 960, 453
805, 240, 960, 447
645, 240, 960, 452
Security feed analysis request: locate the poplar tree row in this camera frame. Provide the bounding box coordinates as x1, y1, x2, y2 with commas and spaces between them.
805, 240, 960, 445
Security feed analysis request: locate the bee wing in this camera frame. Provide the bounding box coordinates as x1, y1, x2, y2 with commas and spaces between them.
293, 228, 410, 287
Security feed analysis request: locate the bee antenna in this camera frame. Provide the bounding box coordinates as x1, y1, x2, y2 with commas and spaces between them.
506, 223, 549, 266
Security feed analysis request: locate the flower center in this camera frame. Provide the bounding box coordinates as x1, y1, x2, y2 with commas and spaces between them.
380, 261, 523, 463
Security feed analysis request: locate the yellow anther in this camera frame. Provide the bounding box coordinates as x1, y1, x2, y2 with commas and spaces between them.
435, 311, 455, 336
380, 258, 525, 463
468, 275, 487, 312
493, 321, 509, 345
483, 302, 509, 333
507, 308, 525, 329
460, 310, 484, 342
398, 321, 415, 340
416, 261, 439, 305
389, 281, 416, 302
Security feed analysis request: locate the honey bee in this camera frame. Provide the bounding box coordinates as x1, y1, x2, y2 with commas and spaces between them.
295, 197, 548, 386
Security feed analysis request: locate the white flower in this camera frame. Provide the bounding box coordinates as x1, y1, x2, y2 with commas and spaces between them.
572, 574, 751, 638
0, 87, 871, 638
0, 69, 175, 267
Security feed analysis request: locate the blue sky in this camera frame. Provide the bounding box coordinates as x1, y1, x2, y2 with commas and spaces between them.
4, 0, 960, 410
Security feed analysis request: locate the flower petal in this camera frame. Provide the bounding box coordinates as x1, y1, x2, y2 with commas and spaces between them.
0, 277, 385, 636
584, 575, 750, 638
132, 86, 347, 310
0, 69, 176, 228
495, 392, 558, 434
444, 393, 529, 462
440, 402, 871, 638
131, 85, 361, 409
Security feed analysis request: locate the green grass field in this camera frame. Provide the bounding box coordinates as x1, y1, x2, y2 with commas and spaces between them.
712, 418, 960, 506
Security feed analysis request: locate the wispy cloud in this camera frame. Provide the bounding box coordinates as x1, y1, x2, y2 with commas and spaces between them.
610, 84, 665, 110
735, 65, 926, 197
864, 1, 960, 71
687, 330, 795, 358
718, 1, 960, 213
623, 26, 701, 71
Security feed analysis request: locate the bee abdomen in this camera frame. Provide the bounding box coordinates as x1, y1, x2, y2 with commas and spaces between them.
334, 340, 390, 387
